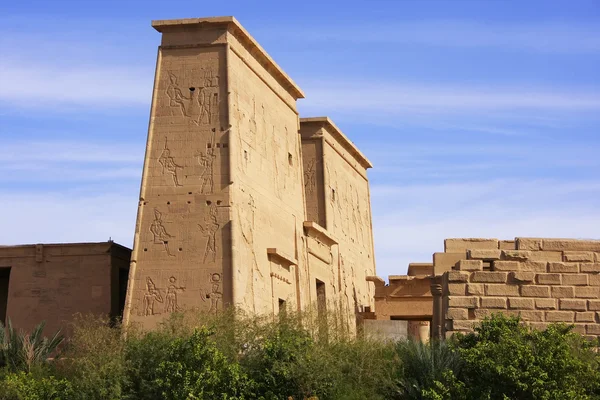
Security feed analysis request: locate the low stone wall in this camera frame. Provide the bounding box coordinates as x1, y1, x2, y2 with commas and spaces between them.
440, 238, 600, 339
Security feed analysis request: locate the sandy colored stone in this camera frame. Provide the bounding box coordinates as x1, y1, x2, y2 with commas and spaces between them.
452, 320, 478, 331
493, 261, 520, 272
474, 309, 492, 319
535, 298, 557, 310
590, 274, 600, 286
472, 272, 508, 283
499, 240, 516, 250
469, 249, 501, 260
447, 271, 470, 283
510, 271, 535, 283
575, 312, 596, 322
563, 274, 588, 286
541, 239, 600, 252
457, 260, 483, 271
433, 252, 466, 275
501, 250, 530, 261
516, 238, 542, 251
520, 261, 548, 272
485, 284, 520, 297
546, 311, 575, 322
446, 308, 468, 320
515, 310, 544, 322
548, 262, 579, 274
586, 324, 600, 335
551, 286, 575, 298
481, 297, 507, 309
574, 286, 600, 299
580, 263, 600, 273
563, 252, 595, 262
466, 284, 484, 296
528, 322, 550, 331
448, 283, 466, 296
521, 286, 550, 298
445, 238, 498, 252
508, 298, 535, 310
589, 300, 600, 311
559, 299, 587, 311
448, 296, 479, 308
536, 273, 562, 285
571, 324, 587, 334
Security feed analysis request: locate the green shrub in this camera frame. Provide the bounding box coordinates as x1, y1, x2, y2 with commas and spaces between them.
0, 372, 74, 400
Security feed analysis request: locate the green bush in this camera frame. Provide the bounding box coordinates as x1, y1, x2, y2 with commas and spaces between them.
0, 372, 74, 400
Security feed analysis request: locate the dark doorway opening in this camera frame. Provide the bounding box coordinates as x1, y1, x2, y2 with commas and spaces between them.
0, 267, 11, 324
118, 268, 129, 317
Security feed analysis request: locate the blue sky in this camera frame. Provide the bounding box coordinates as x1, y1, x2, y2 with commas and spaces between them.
1, 0, 599, 277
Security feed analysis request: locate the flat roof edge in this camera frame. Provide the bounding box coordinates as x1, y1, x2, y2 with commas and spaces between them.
300, 117, 373, 169
151, 17, 305, 99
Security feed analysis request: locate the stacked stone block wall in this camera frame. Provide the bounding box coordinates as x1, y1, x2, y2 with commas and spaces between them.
441, 238, 600, 339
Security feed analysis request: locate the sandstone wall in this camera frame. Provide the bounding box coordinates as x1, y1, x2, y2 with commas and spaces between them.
440, 238, 600, 339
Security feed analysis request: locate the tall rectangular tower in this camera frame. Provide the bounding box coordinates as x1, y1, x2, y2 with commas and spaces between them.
123, 17, 306, 329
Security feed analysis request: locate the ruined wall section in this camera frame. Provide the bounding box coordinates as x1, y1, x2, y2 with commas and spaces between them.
124, 27, 231, 329
441, 238, 600, 339
226, 31, 306, 315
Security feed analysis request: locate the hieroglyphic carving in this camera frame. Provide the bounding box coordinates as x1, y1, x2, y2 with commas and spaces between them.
150, 209, 175, 256
240, 192, 263, 277
164, 276, 185, 313
197, 69, 219, 126
304, 159, 317, 195
143, 277, 163, 316
201, 273, 223, 313
165, 69, 219, 125
270, 272, 291, 284
166, 72, 190, 117
198, 202, 221, 264
158, 138, 183, 187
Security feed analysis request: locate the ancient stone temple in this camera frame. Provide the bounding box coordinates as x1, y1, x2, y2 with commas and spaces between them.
122, 17, 377, 331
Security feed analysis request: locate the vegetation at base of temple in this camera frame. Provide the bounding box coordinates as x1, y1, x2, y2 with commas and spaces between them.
0, 313, 599, 400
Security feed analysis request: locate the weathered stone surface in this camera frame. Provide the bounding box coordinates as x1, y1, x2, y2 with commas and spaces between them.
493, 261, 520, 272
546, 311, 575, 322
448, 283, 466, 296
587, 324, 600, 335
452, 320, 478, 331
448, 296, 479, 308
590, 274, 600, 286
508, 298, 535, 310
559, 299, 587, 311
466, 284, 484, 296
589, 300, 600, 311
469, 249, 501, 260
535, 298, 557, 310
551, 286, 575, 298
447, 271, 470, 283
474, 309, 492, 319
563, 252, 595, 262
536, 273, 562, 285
528, 322, 550, 331
548, 262, 579, 273
499, 240, 516, 250
520, 261, 548, 272
521, 286, 550, 298
472, 272, 508, 283
457, 260, 483, 271
510, 271, 535, 283
446, 308, 468, 320
580, 263, 600, 273
575, 312, 596, 322
542, 239, 600, 252
433, 252, 466, 275
574, 286, 600, 299
515, 310, 544, 322
563, 274, 588, 286
501, 250, 530, 261
445, 238, 498, 252
486, 284, 520, 297
481, 297, 507, 309
516, 238, 542, 251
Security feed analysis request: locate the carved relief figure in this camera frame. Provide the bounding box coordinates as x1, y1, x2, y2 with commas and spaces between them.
165, 72, 191, 117
202, 273, 223, 314
158, 138, 183, 187
150, 209, 175, 256
165, 69, 219, 125
143, 277, 163, 316
197, 69, 219, 125
164, 276, 185, 313
240, 193, 262, 277
304, 159, 317, 195
198, 204, 220, 264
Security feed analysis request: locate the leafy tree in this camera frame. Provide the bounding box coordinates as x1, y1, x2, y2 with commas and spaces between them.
0, 372, 74, 400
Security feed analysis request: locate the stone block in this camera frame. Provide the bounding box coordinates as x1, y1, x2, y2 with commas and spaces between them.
508, 298, 535, 310
501, 250, 531, 261
481, 297, 507, 309
446, 308, 468, 320
580, 263, 600, 273
546, 311, 575, 322
457, 259, 483, 271
575, 312, 596, 322
445, 238, 498, 252
571, 324, 587, 334
596, 253, 600, 262
559, 299, 587, 311
542, 239, 600, 252
588, 300, 600, 311
520, 261, 548, 272
493, 261, 520, 272
467, 284, 484, 296
485, 284, 520, 297
516, 238, 542, 251
586, 324, 600, 335
535, 298, 556, 310
516, 310, 544, 322
574, 287, 599, 299
469, 249, 501, 260
590, 274, 600, 286
548, 262, 579, 273
448, 296, 479, 308
551, 286, 575, 298
510, 271, 535, 283
529, 322, 550, 331
563, 274, 588, 286
448, 283, 466, 296
472, 272, 508, 283
452, 320, 478, 331
521, 286, 550, 298
499, 240, 516, 250
447, 271, 469, 283
563, 252, 595, 262
474, 309, 492, 319
434, 252, 465, 274
536, 273, 562, 285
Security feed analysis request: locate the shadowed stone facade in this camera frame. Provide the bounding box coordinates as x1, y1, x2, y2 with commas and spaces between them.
122, 17, 376, 331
